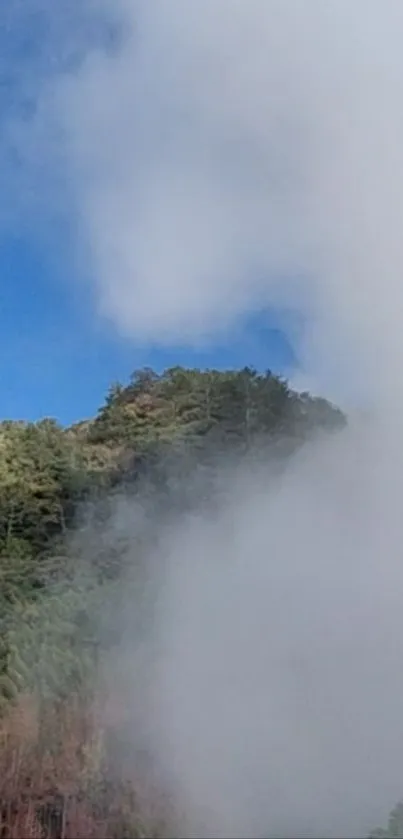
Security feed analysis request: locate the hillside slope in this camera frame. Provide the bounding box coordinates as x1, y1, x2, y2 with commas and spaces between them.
0, 366, 345, 565
0, 366, 346, 838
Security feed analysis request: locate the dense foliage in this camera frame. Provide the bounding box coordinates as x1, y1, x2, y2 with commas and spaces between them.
0, 365, 397, 838
0, 365, 345, 622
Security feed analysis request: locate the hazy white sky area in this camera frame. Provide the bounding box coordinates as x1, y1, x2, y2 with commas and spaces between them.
7, 3, 403, 836
19, 0, 400, 407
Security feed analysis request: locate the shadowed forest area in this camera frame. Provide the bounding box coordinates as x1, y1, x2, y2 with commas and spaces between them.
0, 366, 397, 838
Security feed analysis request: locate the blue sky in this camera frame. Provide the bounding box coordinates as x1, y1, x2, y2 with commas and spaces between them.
0, 3, 298, 427
0, 230, 295, 426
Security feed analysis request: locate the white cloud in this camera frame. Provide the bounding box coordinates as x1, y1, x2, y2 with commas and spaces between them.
7, 5, 403, 834
19, 0, 399, 402
102, 417, 403, 837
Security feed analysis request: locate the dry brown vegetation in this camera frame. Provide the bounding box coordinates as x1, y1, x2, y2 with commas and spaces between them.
0, 692, 169, 839
0, 368, 346, 838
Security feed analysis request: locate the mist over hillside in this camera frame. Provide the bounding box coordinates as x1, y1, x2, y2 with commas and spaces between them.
0, 366, 351, 838
3, 0, 403, 836
1, 367, 402, 838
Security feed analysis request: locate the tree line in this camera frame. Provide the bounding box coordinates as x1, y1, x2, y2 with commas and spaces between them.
0, 366, 398, 837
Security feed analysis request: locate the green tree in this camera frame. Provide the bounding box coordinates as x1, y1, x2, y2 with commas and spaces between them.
370, 802, 403, 838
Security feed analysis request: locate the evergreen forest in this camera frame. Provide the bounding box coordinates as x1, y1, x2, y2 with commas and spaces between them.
0, 366, 397, 837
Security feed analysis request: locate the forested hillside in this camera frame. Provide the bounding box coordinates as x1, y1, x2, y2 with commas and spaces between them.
0, 366, 395, 837
0, 366, 345, 592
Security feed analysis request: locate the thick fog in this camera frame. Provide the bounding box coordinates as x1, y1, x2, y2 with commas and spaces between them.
96, 421, 403, 838
6, 1, 403, 835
